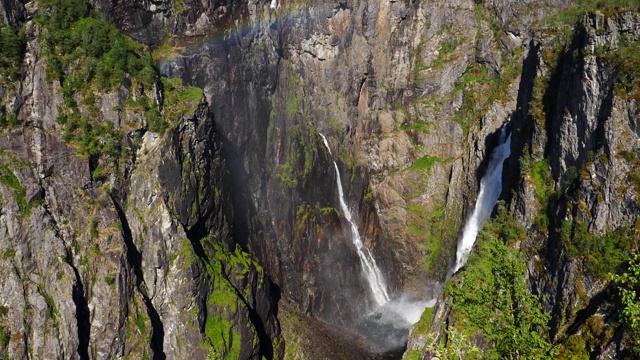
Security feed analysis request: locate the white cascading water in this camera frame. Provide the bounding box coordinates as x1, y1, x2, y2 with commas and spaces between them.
454, 122, 512, 272
319, 133, 390, 306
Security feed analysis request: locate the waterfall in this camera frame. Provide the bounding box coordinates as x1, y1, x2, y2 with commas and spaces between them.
454, 123, 512, 272
320, 134, 390, 306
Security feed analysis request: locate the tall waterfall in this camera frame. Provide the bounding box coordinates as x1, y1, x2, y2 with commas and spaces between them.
454, 123, 512, 272
320, 134, 390, 306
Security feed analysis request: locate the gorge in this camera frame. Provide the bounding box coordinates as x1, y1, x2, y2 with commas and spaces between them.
0, 0, 639, 359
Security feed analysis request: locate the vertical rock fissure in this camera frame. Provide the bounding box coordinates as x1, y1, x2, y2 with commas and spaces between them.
71, 266, 91, 360
221, 269, 275, 360
43, 198, 91, 360
110, 196, 166, 360
184, 219, 275, 359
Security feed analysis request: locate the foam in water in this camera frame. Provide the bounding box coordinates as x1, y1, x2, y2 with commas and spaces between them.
454, 122, 512, 272
320, 133, 390, 306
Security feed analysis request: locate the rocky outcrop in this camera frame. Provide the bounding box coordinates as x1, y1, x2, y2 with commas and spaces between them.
418, 7, 640, 359
0, 0, 25, 26
507, 10, 640, 354
0, 6, 279, 359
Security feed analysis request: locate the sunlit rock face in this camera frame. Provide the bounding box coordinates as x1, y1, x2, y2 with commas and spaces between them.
7, 0, 638, 358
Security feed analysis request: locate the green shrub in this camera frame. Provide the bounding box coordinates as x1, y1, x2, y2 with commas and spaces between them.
0, 25, 26, 81
447, 203, 553, 358
612, 254, 640, 355
563, 220, 635, 278
0, 325, 9, 347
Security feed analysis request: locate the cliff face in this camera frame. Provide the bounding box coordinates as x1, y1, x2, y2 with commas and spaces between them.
412, 6, 640, 359
153, 0, 546, 322
0, 2, 278, 359
507, 9, 640, 356
2, 0, 639, 359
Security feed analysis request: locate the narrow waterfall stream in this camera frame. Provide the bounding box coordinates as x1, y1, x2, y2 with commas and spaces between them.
454, 123, 512, 272
319, 133, 390, 305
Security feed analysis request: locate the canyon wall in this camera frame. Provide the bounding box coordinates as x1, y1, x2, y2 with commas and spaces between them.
2, 0, 638, 359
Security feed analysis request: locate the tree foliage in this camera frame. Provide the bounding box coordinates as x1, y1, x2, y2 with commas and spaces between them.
612, 254, 640, 355
446, 202, 553, 359
0, 25, 26, 81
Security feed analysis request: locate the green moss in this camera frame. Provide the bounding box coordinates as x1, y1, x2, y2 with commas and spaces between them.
89, 216, 99, 238
2, 249, 16, 260
161, 77, 204, 122
410, 155, 445, 170
406, 203, 455, 278
0, 164, 41, 217
135, 309, 148, 335
412, 307, 433, 336
104, 275, 115, 286
0, 325, 9, 348
277, 163, 298, 190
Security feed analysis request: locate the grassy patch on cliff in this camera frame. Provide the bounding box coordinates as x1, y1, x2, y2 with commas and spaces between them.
407, 203, 458, 279
0, 163, 42, 217
275, 122, 323, 192
453, 54, 522, 135
560, 220, 637, 278
176, 240, 267, 359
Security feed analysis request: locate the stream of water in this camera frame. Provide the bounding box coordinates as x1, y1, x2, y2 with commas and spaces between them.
320, 133, 390, 306
454, 123, 512, 272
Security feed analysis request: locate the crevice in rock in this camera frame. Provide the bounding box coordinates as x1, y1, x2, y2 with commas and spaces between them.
71, 265, 91, 360
185, 217, 276, 359
40, 197, 92, 360
220, 266, 275, 360
110, 195, 166, 360
564, 284, 613, 337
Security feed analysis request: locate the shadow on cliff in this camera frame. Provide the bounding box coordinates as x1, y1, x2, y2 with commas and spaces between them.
110, 195, 166, 360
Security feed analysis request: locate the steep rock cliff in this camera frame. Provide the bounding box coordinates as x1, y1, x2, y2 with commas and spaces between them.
151, 0, 543, 324
0, 2, 279, 358
4, 0, 639, 359
413, 5, 640, 359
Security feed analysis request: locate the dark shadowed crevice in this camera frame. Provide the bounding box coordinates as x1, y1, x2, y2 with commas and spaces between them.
219, 268, 276, 360
44, 195, 91, 360
110, 196, 166, 360
185, 216, 276, 359
71, 266, 91, 360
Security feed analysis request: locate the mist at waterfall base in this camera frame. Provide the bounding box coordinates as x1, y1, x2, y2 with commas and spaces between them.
320, 133, 434, 356
454, 123, 512, 272
356, 296, 436, 356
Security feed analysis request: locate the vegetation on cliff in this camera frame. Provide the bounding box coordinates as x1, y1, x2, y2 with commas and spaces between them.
443, 203, 553, 358
38, 0, 202, 162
